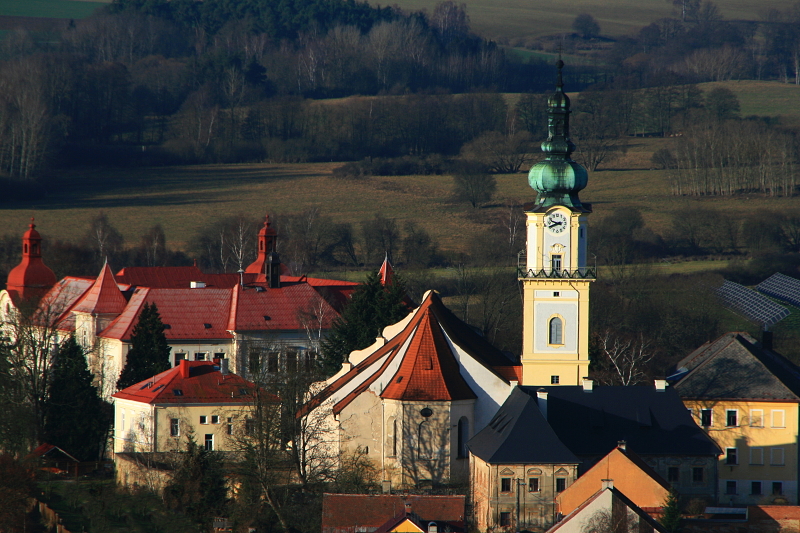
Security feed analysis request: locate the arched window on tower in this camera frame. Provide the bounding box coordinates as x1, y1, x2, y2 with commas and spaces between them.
549, 317, 563, 345
457, 417, 469, 458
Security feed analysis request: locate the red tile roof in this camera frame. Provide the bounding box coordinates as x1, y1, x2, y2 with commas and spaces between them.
229, 283, 339, 332
321, 494, 465, 533
299, 291, 518, 418
381, 306, 476, 402
72, 262, 127, 315
112, 360, 266, 404
101, 287, 234, 341
115, 266, 207, 288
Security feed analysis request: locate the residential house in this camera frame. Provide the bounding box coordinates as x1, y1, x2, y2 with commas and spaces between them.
111, 359, 270, 489
468, 382, 719, 531
300, 290, 520, 488
321, 494, 465, 533
547, 481, 669, 533
556, 444, 671, 517
671, 332, 800, 505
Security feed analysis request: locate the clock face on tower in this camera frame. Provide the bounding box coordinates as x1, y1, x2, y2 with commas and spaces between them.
545, 212, 568, 234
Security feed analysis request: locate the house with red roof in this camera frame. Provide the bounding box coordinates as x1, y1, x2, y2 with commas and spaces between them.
111, 359, 271, 489
111, 359, 260, 454
1, 217, 358, 397
300, 290, 521, 488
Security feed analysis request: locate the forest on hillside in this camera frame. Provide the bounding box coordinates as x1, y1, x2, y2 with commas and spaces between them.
0, 0, 798, 185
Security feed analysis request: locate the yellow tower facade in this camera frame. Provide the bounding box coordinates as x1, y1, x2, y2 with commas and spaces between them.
520, 61, 595, 386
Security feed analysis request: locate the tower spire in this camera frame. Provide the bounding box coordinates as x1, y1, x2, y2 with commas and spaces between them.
245, 213, 278, 277
527, 60, 588, 211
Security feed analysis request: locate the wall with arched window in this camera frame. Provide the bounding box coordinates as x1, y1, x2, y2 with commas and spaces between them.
548, 316, 563, 345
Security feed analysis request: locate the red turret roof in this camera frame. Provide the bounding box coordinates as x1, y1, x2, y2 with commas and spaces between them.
6, 219, 57, 303
112, 360, 268, 405
379, 255, 394, 286
245, 214, 278, 275
72, 262, 127, 315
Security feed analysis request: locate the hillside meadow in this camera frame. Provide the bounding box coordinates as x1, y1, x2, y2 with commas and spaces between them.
0, 134, 796, 256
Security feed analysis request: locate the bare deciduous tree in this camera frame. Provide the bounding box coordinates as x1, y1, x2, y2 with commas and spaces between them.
593, 331, 654, 386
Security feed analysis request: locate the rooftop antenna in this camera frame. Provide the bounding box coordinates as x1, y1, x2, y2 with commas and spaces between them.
238, 268, 244, 289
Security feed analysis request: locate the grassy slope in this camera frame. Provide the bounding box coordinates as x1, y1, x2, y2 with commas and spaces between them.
0, 83, 797, 252
385, 0, 799, 41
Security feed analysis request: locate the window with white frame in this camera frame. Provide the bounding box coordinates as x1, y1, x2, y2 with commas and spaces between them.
772, 410, 785, 428
200, 415, 207, 424
121, 410, 126, 431
204, 434, 213, 451
211, 415, 219, 424
726, 409, 738, 427
750, 447, 764, 465
771, 447, 785, 465
726, 447, 738, 465
700, 409, 712, 427
750, 409, 764, 427
170, 418, 179, 437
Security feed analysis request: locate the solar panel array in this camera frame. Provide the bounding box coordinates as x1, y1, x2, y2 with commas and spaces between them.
716, 280, 790, 328
757, 273, 800, 308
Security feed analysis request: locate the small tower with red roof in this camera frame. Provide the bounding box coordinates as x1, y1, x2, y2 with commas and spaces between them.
5, 218, 57, 303
245, 214, 278, 277
379, 253, 394, 286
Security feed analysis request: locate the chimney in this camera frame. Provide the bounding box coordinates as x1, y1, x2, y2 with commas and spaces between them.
617, 440, 626, 451
180, 358, 190, 378
428, 523, 438, 533
582, 378, 593, 392
382, 480, 391, 494
405, 501, 412, 516
762, 330, 774, 351
601, 479, 614, 490
654, 379, 667, 391
536, 388, 548, 420
221, 359, 229, 376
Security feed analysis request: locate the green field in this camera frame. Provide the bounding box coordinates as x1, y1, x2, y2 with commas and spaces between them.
0, 0, 104, 19
385, 0, 800, 41
0, 136, 796, 256
698, 81, 800, 125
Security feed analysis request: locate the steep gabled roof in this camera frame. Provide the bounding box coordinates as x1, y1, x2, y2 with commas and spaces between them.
468, 387, 578, 464
300, 291, 518, 418
100, 287, 234, 341
229, 282, 340, 332
547, 486, 668, 533
515, 385, 720, 459
72, 262, 127, 315
672, 332, 800, 401
112, 360, 262, 405
115, 266, 207, 288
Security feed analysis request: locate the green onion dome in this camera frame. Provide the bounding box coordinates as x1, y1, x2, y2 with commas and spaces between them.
528, 60, 588, 210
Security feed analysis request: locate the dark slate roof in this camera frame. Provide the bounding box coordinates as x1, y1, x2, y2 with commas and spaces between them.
468, 387, 579, 464
484, 385, 720, 461
672, 332, 800, 401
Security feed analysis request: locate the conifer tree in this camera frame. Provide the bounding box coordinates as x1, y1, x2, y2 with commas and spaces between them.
164, 438, 229, 530
319, 271, 409, 375
660, 489, 682, 533
117, 302, 171, 390
43, 336, 110, 461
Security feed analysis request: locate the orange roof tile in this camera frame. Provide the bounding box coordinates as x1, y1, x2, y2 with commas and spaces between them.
112, 360, 268, 405
72, 263, 127, 315
321, 494, 465, 533
381, 305, 475, 402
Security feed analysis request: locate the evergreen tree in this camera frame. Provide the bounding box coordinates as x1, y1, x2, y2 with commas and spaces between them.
319, 271, 409, 375
660, 489, 682, 533
117, 302, 171, 390
43, 336, 111, 461
164, 438, 229, 531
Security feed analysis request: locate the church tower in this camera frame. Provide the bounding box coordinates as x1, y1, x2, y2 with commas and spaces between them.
245, 214, 278, 276
520, 61, 594, 386
5, 218, 57, 303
